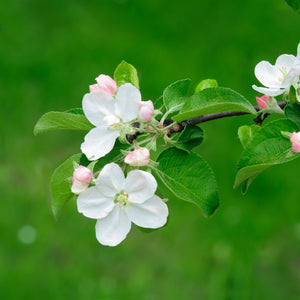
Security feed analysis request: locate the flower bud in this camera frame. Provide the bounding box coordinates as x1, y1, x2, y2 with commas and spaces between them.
256, 95, 270, 109
124, 148, 150, 166
290, 132, 300, 153
95, 74, 117, 95
71, 166, 92, 194
138, 100, 154, 122
89, 84, 100, 92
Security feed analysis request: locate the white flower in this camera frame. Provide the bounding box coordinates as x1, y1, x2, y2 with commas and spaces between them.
81, 83, 141, 160
77, 163, 168, 246
252, 43, 300, 96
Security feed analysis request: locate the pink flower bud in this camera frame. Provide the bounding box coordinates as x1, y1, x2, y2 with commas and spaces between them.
138, 100, 154, 122
290, 132, 300, 153
89, 84, 100, 92
71, 166, 92, 194
124, 148, 150, 166
256, 95, 270, 109
95, 74, 117, 95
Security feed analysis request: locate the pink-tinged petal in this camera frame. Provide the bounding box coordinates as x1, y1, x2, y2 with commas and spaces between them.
290, 132, 300, 153
138, 100, 154, 122
82, 91, 115, 127
124, 148, 150, 166
95, 163, 125, 197
71, 179, 89, 194
252, 85, 286, 96
77, 186, 115, 219
95, 74, 117, 95
124, 170, 157, 204
81, 127, 120, 161
89, 84, 100, 92
254, 61, 282, 88
95, 206, 131, 246
126, 195, 168, 229
73, 166, 92, 183
115, 83, 141, 122
256, 95, 269, 109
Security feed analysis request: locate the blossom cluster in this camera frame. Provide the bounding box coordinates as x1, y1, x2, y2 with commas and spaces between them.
71, 75, 168, 246
253, 43, 300, 153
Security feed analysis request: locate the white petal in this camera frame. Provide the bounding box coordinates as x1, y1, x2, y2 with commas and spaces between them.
115, 83, 141, 122
77, 186, 114, 219
252, 85, 286, 96
95, 206, 131, 246
126, 195, 168, 228
254, 60, 281, 88
282, 64, 300, 86
95, 163, 125, 197
297, 43, 300, 61
81, 127, 120, 161
275, 54, 297, 72
124, 170, 157, 204
82, 91, 115, 127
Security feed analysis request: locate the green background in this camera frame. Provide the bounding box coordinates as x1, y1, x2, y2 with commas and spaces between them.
1, 0, 300, 299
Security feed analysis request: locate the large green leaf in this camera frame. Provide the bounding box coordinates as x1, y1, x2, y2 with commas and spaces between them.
234, 119, 300, 191
163, 79, 191, 112
153, 147, 219, 217
285, 102, 300, 129
285, 0, 300, 12
34, 111, 93, 135
114, 60, 139, 89
172, 87, 256, 122
238, 125, 261, 149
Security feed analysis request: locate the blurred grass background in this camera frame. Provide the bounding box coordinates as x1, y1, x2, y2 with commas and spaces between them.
1, 0, 300, 299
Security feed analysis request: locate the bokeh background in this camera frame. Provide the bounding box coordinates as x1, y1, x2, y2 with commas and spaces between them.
1, 0, 300, 299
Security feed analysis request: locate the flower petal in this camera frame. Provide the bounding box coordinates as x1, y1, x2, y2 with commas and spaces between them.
115, 83, 141, 122
252, 85, 286, 96
77, 186, 114, 219
95, 163, 125, 197
297, 43, 300, 61
82, 91, 115, 127
124, 170, 157, 204
95, 206, 131, 246
254, 60, 281, 88
126, 195, 168, 229
81, 127, 120, 160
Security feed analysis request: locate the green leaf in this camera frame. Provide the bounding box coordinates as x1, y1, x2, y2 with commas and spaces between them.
153, 147, 219, 217
195, 79, 218, 94
174, 124, 204, 152
64, 108, 85, 115
285, 102, 300, 129
114, 60, 139, 89
50, 153, 89, 219
285, 0, 300, 12
163, 79, 191, 112
34, 111, 94, 135
234, 119, 300, 191
172, 87, 256, 122
238, 125, 261, 149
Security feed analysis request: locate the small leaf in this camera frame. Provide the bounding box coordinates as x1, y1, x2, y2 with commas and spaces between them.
174, 124, 204, 152
50, 153, 89, 219
163, 79, 191, 112
114, 61, 139, 89
285, 102, 300, 129
173, 87, 256, 122
285, 0, 300, 12
238, 125, 261, 149
234, 119, 300, 191
195, 79, 218, 94
154, 147, 219, 217
34, 111, 94, 135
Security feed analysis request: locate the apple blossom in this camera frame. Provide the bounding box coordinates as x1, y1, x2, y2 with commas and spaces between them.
252, 43, 300, 96
81, 83, 141, 160
71, 166, 92, 194
77, 163, 168, 246
89, 74, 117, 95
124, 148, 150, 166
290, 132, 300, 153
256, 95, 269, 109
255, 95, 283, 114
138, 100, 154, 122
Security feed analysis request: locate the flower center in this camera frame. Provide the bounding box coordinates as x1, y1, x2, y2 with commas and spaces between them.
103, 114, 120, 129
115, 192, 129, 209
278, 66, 288, 82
